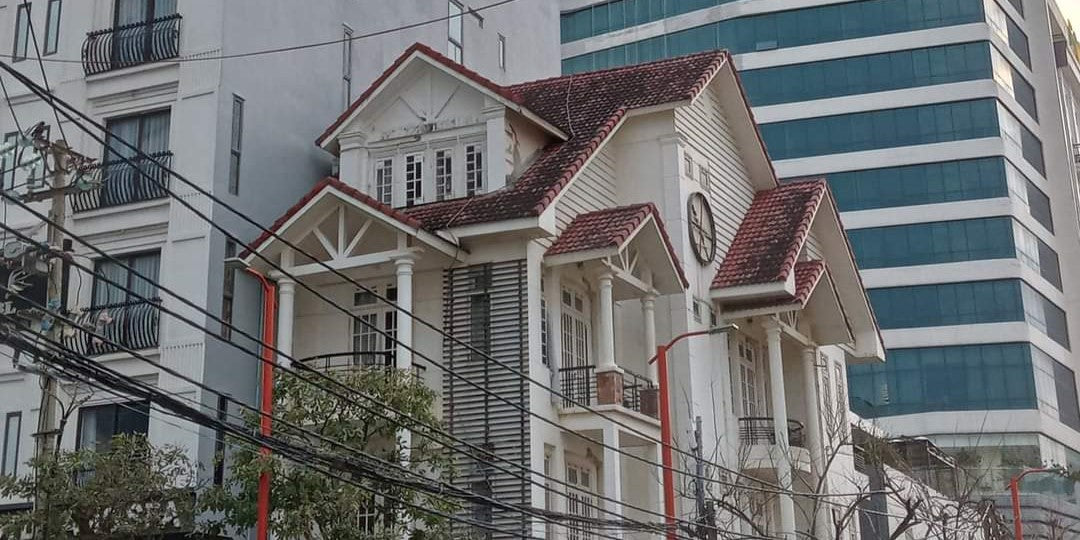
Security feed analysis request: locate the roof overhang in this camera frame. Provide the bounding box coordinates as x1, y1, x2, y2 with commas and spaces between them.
318, 46, 566, 154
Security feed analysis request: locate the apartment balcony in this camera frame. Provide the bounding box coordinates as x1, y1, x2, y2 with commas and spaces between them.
299, 352, 426, 381
69, 152, 172, 213
66, 299, 161, 357
738, 415, 812, 478
558, 364, 657, 417
82, 14, 182, 76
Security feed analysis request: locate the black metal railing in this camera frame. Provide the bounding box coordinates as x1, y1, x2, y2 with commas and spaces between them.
559, 364, 596, 409
70, 151, 172, 213
66, 299, 161, 356
300, 351, 426, 381
558, 365, 655, 414
738, 417, 805, 448
621, 368, 655, 413
82, 13, 182, 76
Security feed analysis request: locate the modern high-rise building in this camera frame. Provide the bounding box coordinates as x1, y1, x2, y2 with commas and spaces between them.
561, 0, 1080, 533
0, 0, 557, 515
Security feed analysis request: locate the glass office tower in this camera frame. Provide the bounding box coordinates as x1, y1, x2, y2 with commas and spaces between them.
561, 0, 1080, 532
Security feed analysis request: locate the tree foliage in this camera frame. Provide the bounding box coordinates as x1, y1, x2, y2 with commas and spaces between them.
200, 367, 456, 539
0, 434, 199, 539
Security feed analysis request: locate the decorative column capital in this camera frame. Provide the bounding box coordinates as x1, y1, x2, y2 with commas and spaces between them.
762, 315, 781, 335
393, 255, 416, 272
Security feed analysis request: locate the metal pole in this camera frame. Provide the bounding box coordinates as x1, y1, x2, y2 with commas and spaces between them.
247, 270, 277, 540
693, 415, 706, 539
657, 345, 677, 540
1010, 476, 1023, 540
34, 141, 68, 539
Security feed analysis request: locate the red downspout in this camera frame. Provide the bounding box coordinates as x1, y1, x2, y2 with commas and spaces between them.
246, 269, 276, 540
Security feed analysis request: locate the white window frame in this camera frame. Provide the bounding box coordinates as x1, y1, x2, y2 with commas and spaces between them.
564, 456, 597, 540
374, 157, 393, 205
434, 147, 453, 201
732, 334, 764, 417
497, 34, 506, 70
404, 152, 424, 206
351, 284, 398, 368
465, 142, 485, 196
560, 286, 592, 370
447, 0, 464, 63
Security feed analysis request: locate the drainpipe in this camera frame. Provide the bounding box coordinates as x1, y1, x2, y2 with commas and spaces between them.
246, 268, 277, 540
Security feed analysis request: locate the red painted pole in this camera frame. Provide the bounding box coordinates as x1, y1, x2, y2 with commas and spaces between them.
657, 345, 677, 540
247, 270, 277, 540
1010, 476, 1022, 540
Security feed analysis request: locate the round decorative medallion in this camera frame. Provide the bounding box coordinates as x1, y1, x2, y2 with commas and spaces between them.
687, 192, 716, 265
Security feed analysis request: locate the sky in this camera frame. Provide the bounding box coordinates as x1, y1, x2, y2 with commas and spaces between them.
1061, 0, 1080, 33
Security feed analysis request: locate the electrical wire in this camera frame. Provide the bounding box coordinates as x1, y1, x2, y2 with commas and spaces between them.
0, 0, 518, 66
0, 64, 788, 495
19, 0, 67, 142
0, 218, 716, 540
2, 311, 681, 539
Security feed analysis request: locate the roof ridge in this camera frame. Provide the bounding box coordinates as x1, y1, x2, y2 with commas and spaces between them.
508, 49, 728, 91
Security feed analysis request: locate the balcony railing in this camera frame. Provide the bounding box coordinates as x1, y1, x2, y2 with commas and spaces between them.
300, 352, 426, 381
82, 13, 182, 76
66, 299, 161, 356
558, 364, 655, 414
738, 417, 805, 448
70, 152, 172, 213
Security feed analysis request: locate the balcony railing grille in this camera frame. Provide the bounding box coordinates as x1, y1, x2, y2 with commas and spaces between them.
70, 151, 172, 213
738, 417, 806, 447
300, 352, 426, 381
558, 364, 654, 414
66, 299, 161, 356
82, 13, 182, 76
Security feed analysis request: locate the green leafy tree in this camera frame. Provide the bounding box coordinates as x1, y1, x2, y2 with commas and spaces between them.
201, 367, 456, 539
0, 434, 199, 539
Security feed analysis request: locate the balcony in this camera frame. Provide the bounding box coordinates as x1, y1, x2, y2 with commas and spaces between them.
70, 152, 172, 213
738, 417, 805, 447
82, 14, 182, 76
558, 364, 657, 418
66, 300, 161, 356
300, 352, 426, 381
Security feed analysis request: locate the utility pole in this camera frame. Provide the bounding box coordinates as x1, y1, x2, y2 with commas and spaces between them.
32, 138, 70, 540
692, 415, 715, 539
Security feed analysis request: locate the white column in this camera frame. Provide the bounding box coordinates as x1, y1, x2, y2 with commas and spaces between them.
602, 422, 623, 537
597, 272, 617, 372
394, 256, 415, 371
764, 317, 796, 539
276, 278, 295, 369
642, 294, 657, 383
802, 347, 830, 540
546, 268, 563, 405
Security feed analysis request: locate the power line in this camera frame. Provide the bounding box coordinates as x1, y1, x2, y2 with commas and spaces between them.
19, 0, 67, 142
2, 310, 669, 539
0, 64, 781, 495
0, 0, 518, 66
0, 217, 716, 540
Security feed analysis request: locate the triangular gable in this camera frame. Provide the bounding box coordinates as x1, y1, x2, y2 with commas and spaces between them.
545, 203, 687, 294
243, 177, 461, 267
317, 42, 565, 153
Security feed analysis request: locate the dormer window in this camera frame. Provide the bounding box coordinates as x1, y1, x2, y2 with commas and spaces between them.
465, 144, 484, 196
369, 139, 486, 207
404, 153, 424, 206
375, 158, 393, 205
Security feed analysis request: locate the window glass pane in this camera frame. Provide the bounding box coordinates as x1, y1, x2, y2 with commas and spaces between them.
2, 413, 20, 475
849, 217, 1014, 269
44, 0, 62, 55
13, 4, 30, 61
562, 0, 986, 71
869, 279, 1025, 329
848, 343, 1036, 418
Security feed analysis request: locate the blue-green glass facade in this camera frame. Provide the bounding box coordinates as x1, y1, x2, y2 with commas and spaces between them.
759, 99, 998, 160
561, 0, 728, 43
848, 343, 1038, 417
816, 158, 1007, 211
562, 0, 985, 73
741, 42, 991, 107
849, 217, 1015, 269
869, 279, 1024, 329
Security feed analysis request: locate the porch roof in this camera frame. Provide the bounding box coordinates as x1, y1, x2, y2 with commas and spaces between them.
545, 203, 688, 294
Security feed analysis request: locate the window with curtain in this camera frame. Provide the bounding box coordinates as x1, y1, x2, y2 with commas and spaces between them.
101, 110, 170, 207
77, 401, 150, 451
112, 0, 178, 65
92, 252, 160, 308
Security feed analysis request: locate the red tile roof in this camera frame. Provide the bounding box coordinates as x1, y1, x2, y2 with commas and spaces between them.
244, 177, 427, 256
722, 260, 827, 312
318, 44, 730, 230
711, 179, 827, 290
546, 203, 688, 288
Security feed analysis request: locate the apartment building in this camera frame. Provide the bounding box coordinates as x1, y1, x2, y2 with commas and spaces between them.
0, 0, 558, 512
561, 0, 1080, 533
